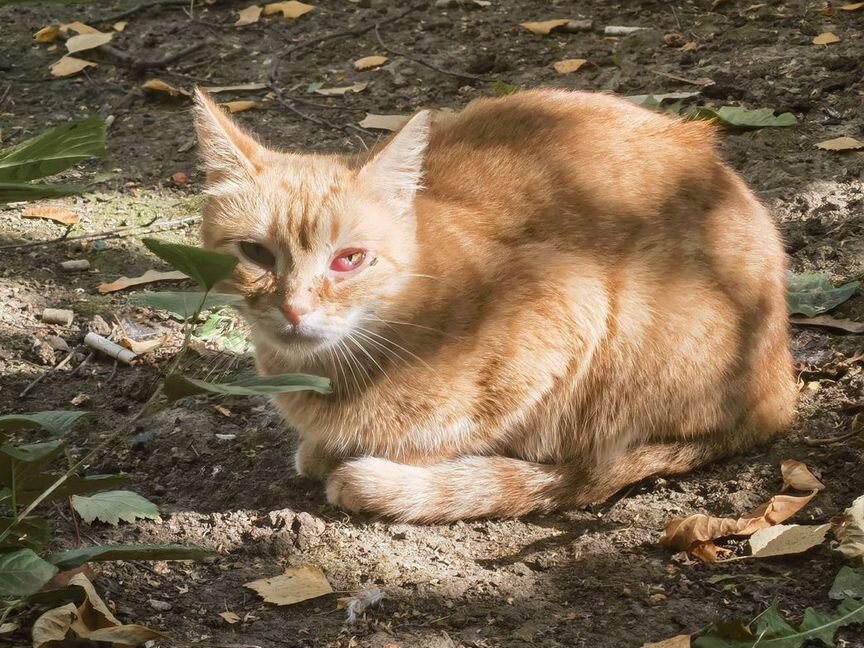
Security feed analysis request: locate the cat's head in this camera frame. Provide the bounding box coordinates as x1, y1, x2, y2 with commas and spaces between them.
193, 90, 430, 357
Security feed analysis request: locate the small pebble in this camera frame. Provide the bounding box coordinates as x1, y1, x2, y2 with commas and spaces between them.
148, 599, 172, 611
44, 335, 69, 352
60, 259, 90, 272
42, 308, 73, 326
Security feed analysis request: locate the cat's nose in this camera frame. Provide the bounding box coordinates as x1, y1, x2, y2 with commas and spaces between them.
281, 303, 311, 327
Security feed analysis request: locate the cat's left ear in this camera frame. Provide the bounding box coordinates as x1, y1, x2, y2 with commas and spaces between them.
359, 110, 431, 215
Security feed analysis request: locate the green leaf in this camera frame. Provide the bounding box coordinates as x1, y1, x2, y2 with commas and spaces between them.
0, 181, 86, 205
493, 81, 519, 96
0, 517, 51, 551
163, 372, 331, 401
0, 548, 58, 597
830, 566, 864, 600
142, 238, 238, 291
787, 273, 860, 316
0, 439, 65, 464
48, 543, 216, 571
0, 411, 91, 436
72, 490, 160, 526
0, 118, 106, 183
686, 105, 797, 129
129, 291, 242, 320
11, 473, 128, 506
626, 92, 700, 110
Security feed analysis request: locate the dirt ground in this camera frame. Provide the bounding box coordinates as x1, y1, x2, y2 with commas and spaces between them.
1, 0, 864, 646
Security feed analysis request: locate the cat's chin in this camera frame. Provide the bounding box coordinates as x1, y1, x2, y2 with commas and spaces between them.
255, 326, 339, 360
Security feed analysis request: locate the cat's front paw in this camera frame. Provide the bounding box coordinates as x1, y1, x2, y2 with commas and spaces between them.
294, 441, 341, 479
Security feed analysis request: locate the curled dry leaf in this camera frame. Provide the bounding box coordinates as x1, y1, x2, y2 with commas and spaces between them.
34, 25, 61, 44
691, 541, 732, 563
314, 82, 368, 96
840, 1, 864, 9
791, 315, 864, 334
50, 56, 97, 78
359, 113, 411, 131
641, 635, 691, 648
22, 206, 79, 225
142, 79, 191, 97
60, 21, 100, 35
354, 55, 388, 70
813, 32, 841, 45
781, 459, 826, 492
245, 565, 333, 605
220, 611, 241, 624
553, 58, 587, 74
119, 335, 167, 355
815, 136, 864, 151
66, 32, 113, 54
833, 494, 864, 563
263, 1, 315, 19
97, 269, 188, 294
520, 19, 571, 35
236, 4, 263, 26
221, 100, 258, 113
113, 21, 127, 32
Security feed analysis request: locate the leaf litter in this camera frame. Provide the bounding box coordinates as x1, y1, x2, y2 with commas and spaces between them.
50, 56, 97, 78
833, 494, 864, 563
235, 4, 263, 26
21, 205, 79, 225
245, 565, 333, 605
263, 1, 315, 19
97, 269, 188, 294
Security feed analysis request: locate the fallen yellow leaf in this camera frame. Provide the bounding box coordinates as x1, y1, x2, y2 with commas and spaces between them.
314, 82, 368, 96
815, 136, 864, 151
245, 565, 333, 605
203, 82, 268, 93
34, 25, 61, 44
553, 58, 587, 74
263, 1, 315, 19
66, 32, 113, 54
780, 459, 826, 491
50, 56, 97, 77
840, 1, 864, 9
235, 4, 263, 26
748, 523, 830, 558
219, 611, 241, 624
813, 31, 841, 45
221, 100, 258, 113
520, 19, 570, 35
22, 206, 80, 225
142, 79, 191, 97
113, 21, 127, 32
358, 113, 411, 131
118, 335, 167, 355
354, 55, 388, 70
98, 270, 188, 294
641, 635, 691, 648
60, 21, 100, 34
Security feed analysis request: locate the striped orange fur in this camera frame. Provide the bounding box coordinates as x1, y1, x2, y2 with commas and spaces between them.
194, 88, 796, 523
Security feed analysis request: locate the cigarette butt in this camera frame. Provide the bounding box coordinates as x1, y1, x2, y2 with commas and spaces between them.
42, 308, 74, 326
84, 332, 137, 364
60, 259, 91, 272
604, 25, 649, 36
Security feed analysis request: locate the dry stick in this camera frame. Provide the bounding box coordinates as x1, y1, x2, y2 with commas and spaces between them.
98, 42, 206, 72
96, 0, 190, 24
0, 215, 201, 251
19, 350, 75, 398
373, 24, 494, 84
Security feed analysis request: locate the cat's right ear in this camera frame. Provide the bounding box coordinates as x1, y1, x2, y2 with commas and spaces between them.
194, 88, 263, 191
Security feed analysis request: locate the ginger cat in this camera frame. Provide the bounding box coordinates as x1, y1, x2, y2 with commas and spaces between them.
194, 88, 796, 523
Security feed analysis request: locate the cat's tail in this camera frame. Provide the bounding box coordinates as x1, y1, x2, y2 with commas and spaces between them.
326, 442, 729, 523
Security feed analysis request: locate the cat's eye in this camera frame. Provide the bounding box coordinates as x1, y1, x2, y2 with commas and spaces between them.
330, 248, 368, 273
239, 241, 276, 268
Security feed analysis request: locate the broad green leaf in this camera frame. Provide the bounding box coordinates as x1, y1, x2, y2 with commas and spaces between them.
11, 473, 128, 506
0, 411, 91, 436
129, 291, 242, 320
0, 440, 66, 491
626, 92, 700, 110
72, 490, 160, 526
787, 273, 860, 316
687, 105, 797, 128
830, 566, 864, 600
163, 372, 331, 401
48, 543, 216, 571
0, 548, 58, 597
493, 81, 519, 96
0, 439, 65, 463
142, 238, 237, 291
0, 181, 86, 204
0, 517, 51, 551
0, 118, 106, 183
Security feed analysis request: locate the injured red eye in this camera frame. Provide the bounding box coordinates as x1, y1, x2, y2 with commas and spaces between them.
330, 249, 368, 273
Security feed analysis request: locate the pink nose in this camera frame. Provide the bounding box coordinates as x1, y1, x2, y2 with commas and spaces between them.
282, 303, 310, 327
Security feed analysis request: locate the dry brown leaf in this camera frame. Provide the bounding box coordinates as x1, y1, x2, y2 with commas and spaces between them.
118, 335, 167, 355
97, 269, 187, 294
22, 206, 80, 225
553, 58, 587, 74
113, 21, 128, 32
32, 603, 78, 648
790, 315, 864, 333
833, 494, 864, 563
60, 21, 100, 34
263, 1, 315, 19
815, 136, 864, 151
34, 26, 61, 44
681, 41, 699, 51
236, 4, 263, 26
821, 1, 837, 15
358, 113, 411, 131
748, 523, 830, 558
203, 82, 268, 93
142, 78, 191, 97
660, 491, 818, 552
219, 611, 241, 624
354, 55, 388, 71
69, 393, 90, 406
50, 56, 97, 77
66, 32, 113, 54
520, 19, 571, 35
641, 635, 691, 648
840, 1, 864, 9
222, 100, 258, 113
214, 405, 232, 417
314, 82, 368, 96
245, 565, 333, 605
691, 541, 732, 563
781, 459, 826, 491
813, 32, 841, 45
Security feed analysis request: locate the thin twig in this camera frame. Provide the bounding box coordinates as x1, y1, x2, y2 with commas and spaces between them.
271, 92, 376, 138
99, 42, 206, 72
67, 351, 95, 379
373, 24, 493, 83
96, 0, 190, 24
19, 350, 75, 398
0, 215, 201, 251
